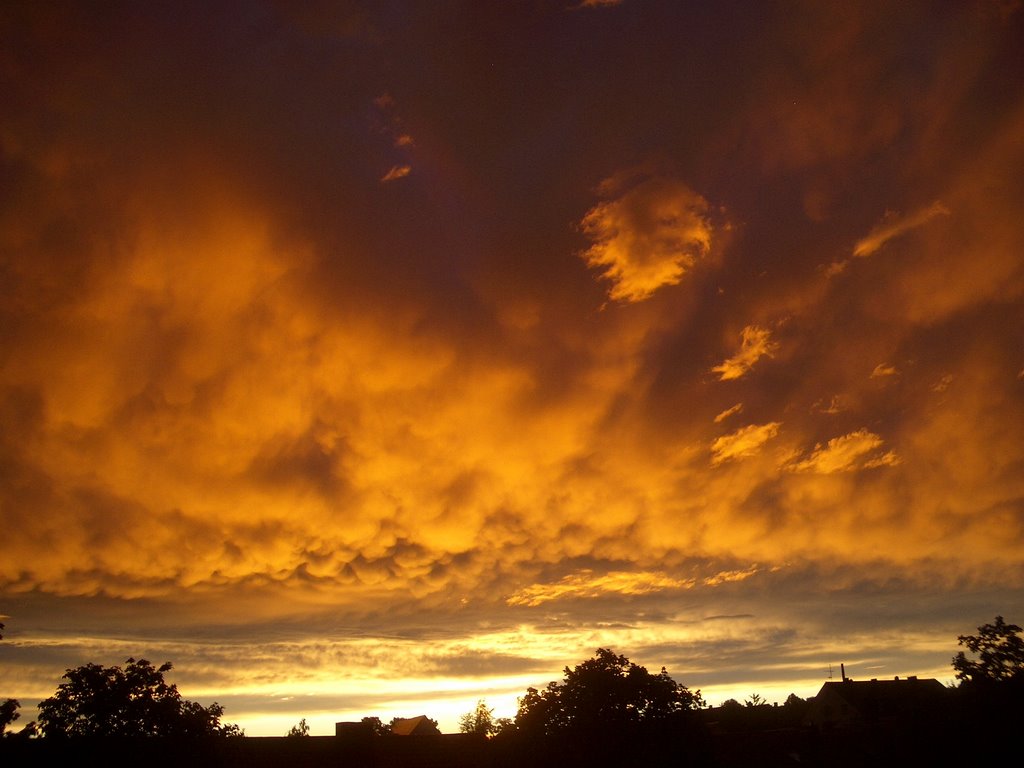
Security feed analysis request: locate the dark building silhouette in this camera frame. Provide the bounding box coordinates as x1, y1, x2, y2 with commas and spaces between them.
805, 676, 947, 727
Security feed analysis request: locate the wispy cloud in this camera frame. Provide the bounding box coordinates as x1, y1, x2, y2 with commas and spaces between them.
506, 565, 762, 607
381, 165, 411, 182
852, 202, 950, 258
711, 423, 781, 465
572, 0, 624, 9
580, 174, 712, 302
714, 403, 744, 423
790, 429, 899, 473
506, 570, 694, 607
871, 363, 898, 378
712, 326, 778, 381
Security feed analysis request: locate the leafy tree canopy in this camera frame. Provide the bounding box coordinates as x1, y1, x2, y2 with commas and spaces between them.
0, 698, 20, 737
37, 658, 242, 738
286, 717, 309, 737
783, 693, 806, 709
515, 648, 703, 738
458, 699, 499, 737
1, 621, 33, 738
952, 616, 1024, 685
360, 716, 389, 736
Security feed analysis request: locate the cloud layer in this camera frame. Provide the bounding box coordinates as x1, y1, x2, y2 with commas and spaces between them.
1, 0, 1022, 734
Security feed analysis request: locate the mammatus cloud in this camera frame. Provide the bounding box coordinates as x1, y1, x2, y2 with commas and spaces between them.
852, 202, 950, 258
789, 430, 899, 473
712, 326, 778, 381
2, 0, 1024, 739
580, 174, 712, 303
711, 423, 781, 465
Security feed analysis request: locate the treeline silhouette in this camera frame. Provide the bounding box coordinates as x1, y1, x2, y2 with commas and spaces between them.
2, 617, 1023, 767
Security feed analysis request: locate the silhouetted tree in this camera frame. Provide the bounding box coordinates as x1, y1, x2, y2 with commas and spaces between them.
459, 699, 498, 736
285, 717, 309, 737
360, 716, 389, 736
783, 693, 805, 708
0, 698, 20, 737
515, 648, 703, 738
36, 658, 242, 737
744, 693, 766, 707
492, 716, 515, 736
0, 622, 32, 738
953, 616, 1024, 685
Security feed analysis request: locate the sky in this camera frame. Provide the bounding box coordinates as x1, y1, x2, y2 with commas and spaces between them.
1, 0, 1023, 736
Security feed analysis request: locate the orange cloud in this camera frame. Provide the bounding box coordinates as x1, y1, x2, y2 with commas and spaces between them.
871, 363, 898, 378
714, 403, 744, 423
852, 202, 950, 258
711, 423, 782, 465
712, 326, 778, 381
3, 3, 1024, 739
381, 165, 411, 182
572, 0, 624, 8
580, 174, 712, 302
790, 429, 899, 474
506, 570, 695, 607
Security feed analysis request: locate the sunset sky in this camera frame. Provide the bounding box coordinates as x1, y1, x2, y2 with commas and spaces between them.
2, 0, 1023, 736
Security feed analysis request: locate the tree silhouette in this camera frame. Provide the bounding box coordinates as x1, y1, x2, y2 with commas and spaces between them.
0, 622, 32, 738
515, 648, 703, 738
0, 698, 19, 737
458, 699, 498, 736
37, 658, 242, 737
286, 717, 309, 737
953, 616, 1024, 685
360, 716, 389, 736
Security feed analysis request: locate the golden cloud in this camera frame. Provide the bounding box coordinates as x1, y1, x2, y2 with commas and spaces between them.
505, 564, 765, 607
712, 326, 778, 381
4, 7, 1024, 735
870, 363, 898, 378
381, 165, 411, 182
580, 175, 712, 303
714, 403, 744, 423
789, 429, 899, 474
506, 570, 695, 607
710, 423, 782, 465
852, 202, 950, 258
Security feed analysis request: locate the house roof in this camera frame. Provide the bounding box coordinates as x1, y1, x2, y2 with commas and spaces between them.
815, 678, 947, 710
389, 715, 440, 736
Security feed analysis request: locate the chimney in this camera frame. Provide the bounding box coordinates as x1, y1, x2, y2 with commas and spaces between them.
841, 663, 847, 682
